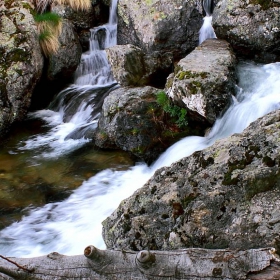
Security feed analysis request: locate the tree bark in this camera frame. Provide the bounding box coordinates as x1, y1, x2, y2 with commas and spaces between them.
0, 246, 279, 279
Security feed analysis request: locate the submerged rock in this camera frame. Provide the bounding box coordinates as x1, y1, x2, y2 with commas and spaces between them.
0, 0, 44, 137
213, 0, 280, 60
102, 109, 280, 253
166, 39, 236, 125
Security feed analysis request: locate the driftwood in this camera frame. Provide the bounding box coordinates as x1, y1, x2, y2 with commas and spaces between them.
0, 246, 280, 280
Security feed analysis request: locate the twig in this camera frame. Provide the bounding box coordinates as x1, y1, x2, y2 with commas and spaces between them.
0, 255, 34, 273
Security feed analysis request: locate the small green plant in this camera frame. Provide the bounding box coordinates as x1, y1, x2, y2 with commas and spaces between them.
156, 91, 188, 128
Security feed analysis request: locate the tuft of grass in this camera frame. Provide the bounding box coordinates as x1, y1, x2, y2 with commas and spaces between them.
56, 0, 92, 11
34, 12, 62, 56
34, 12, 62, 35
38, 29, 60, 56
33, 0, 52, 13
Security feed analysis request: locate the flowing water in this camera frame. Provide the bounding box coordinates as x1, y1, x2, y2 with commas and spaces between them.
1, 60, 280, 257
1, 0, 280, 258
199, 0, 217, 44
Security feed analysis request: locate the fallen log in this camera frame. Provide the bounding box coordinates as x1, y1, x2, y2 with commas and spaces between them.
0, 246, 279, 279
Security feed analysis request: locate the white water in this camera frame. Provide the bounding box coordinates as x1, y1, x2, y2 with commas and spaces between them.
199, 0, 217, 44
1, 61, 280, 257
199, 16, 217, 45
16, 0, 118, 159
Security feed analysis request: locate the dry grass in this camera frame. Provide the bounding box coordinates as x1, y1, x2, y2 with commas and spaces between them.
39, 29, 60, 56
56, 0, 91, 11
34, 12, 62, 56
33, 0, 52, 12
33, 0, 92, 12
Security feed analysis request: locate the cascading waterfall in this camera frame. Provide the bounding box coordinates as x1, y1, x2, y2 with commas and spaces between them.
16, 0, 119, 158
199, 0, 217, 44
1, 61, 280, 257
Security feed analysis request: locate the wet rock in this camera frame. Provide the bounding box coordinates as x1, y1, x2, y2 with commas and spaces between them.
47, 20, 82, 80
213, 0, 280, 60
102, 109, 280, 254
106, 44, 173, 88
0, 0, 44, 137
52, 0, 110, 51
94, 86, 196, 163
117, 0, 204, 60
166, 39, 236, 125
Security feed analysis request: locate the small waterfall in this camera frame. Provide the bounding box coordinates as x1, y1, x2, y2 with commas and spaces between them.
199, 0, 217, 44
1, 61, 280, 257
17, 0, 119, 157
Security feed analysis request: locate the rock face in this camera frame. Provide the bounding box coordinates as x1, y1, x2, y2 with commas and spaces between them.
0, 0, 44, 136
166, 39, 236, 125
213, 0, 280, 60
52, 0, 110, 51
102, 109, 280, 254
47, 19, 82, 80
106, 44, 173, 87
117, 0, 204, 60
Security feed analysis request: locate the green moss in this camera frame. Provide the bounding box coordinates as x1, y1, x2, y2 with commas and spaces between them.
249, 0, 279, 10
6, 48, 29, 64
145, 0, 153, 6
188, 81, 202, 95
176, 71, 208, 80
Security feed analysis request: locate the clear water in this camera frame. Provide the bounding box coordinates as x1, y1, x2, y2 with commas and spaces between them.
0, 61, 279, 257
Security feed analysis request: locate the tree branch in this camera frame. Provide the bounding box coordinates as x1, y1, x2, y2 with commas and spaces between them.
0, 246, 279, 279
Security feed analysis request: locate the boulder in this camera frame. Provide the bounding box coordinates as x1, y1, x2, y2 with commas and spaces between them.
213, 0, 280, 60
166, 39, 236, 125
94, 86, 195, 163
0, 0, 44, 136
47, 19, 82, 80
106, 44, 173, 87
117, 0, 204, 60
94, 86, 167, 163
102, 109, 280, 254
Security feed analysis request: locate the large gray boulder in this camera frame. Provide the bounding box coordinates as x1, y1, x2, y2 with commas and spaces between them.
102, 109, 280, 254
47, 19, 82, 80
213, 0, 280, 59
106, 44, 173, 87
117, 0, 204, 60
166, 39, 236, 125
0, 0, 44, 136
94, 86, 168, 163
94, 86, 194, 163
